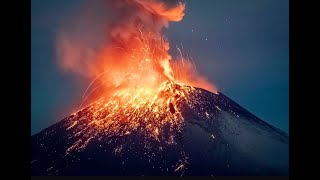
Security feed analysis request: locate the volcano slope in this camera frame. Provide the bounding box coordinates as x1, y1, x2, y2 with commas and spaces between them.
31, 82, 288, 176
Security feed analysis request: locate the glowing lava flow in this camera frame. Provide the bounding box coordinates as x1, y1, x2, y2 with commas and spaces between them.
67, 81, 195, 152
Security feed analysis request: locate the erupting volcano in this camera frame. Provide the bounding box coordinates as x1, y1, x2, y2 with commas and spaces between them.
31, 0, 288, 176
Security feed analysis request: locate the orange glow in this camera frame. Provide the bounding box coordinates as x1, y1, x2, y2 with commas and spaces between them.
57, 0, 217, 107
66, 81, 195, 152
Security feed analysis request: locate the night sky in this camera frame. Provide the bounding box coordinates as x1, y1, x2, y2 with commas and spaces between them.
31, 0, 288, 135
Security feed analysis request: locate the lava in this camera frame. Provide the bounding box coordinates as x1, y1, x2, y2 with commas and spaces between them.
66, 81, 195, 152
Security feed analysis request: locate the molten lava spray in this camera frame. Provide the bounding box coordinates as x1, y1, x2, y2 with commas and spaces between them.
56, 0, 217, 174
57, 0, 217, 107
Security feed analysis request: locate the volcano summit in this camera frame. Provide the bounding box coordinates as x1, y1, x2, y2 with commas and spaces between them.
32, 0, 288, 176
31, 81, 288, 176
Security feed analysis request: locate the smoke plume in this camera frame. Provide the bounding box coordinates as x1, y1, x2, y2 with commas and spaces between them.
56, 0, 217, 106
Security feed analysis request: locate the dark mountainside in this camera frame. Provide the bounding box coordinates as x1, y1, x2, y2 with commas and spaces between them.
31, 87, 288, 176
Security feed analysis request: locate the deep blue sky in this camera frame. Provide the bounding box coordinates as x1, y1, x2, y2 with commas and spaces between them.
31, 0, 288, 135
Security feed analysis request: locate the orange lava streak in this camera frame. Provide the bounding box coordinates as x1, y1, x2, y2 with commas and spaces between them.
66, 81, 195, 153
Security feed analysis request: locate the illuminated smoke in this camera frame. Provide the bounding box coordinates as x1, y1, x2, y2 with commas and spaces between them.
56, 0, 217, 107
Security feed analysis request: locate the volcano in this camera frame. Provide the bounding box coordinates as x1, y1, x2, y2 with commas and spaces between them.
31, 82, 288, 176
